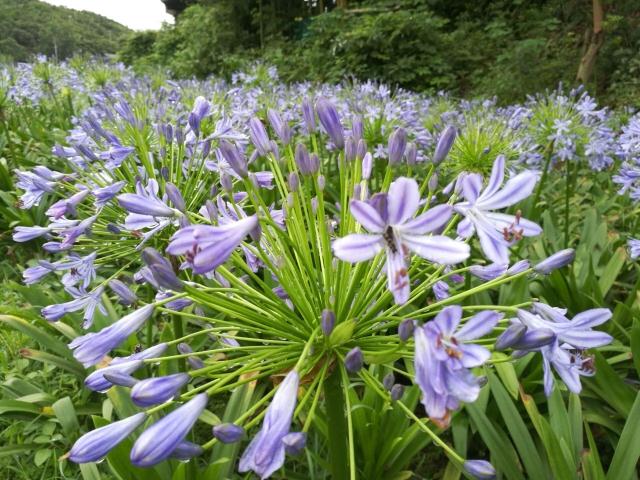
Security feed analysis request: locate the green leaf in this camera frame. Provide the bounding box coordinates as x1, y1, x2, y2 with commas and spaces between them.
487, 372, 545, 480
19, 348, 85, 378
466, 400, 525, 480
631, 318, 640, 377
493, 353, 519, 399
52, 396, 79, 437
586, 352, 635, 417
597, 247, 626, 296
0, 314, 73, 358
0, 444, 38, 457
0, 399, 44, 416
34, 448, 51, 467
606, 391, 640, 480
79, 463, 103, 480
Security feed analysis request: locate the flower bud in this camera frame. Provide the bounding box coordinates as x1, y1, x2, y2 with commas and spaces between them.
507, 260, 530, 275
283, 432, 306, 455
510, 328, 556, 350
321, 309, 335, 336
301, 97, 316, 134
249, 117, 271, 156
131, 373, 190, 407
344, 137, 356, 163
103, 371, 139, 388
382, 372, 395, 391
317, 174, 325, 191
362, 152, 373, 180
345, 347, 363, 372
390, 384, 404, 401
267, 109, 292, 145
405, 142, 417, 165
220, 172, 233, 192
387, 127, 407, 165
356, 139, 367, 160
433, 125, 456, 164
218, 140, 248, 178
130, 393, 208, 467
213, 423, 245, 443
495, 323, 527, 351
165, 183, 186, 213
398, 319, 415, 342
170, 441, 203, 461
109, 279, 137, 306
288, 172, 299, 192
316, 97, 344, 149
351, 116, 364, 142
68, 412, 146, 463
464, 460, 496, 479
177, 343, 205, 370
534, 249, 575, 274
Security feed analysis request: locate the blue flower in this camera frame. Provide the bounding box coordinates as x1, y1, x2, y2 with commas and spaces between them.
130, 393, 208, 467
239, 370, 299, 479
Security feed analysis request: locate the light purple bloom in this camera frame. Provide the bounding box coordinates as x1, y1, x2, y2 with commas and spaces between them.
432, 280, 450, 300
46, 189, 90, 219
316, 97, 344, 149
68, 412, 146, 463
41, 286, 105, 327
13, 226, 51, 242
93, 181, 126, 207
69, 304, 155, 367
469, 263, 507, 280
117, 179, 176, 218
629, 238, 640, 259
213, 423, 245, 443
455, 156, 541, 264
249, 117, 272, 156
167, 215, 259, 274
333, 177, 469, 304
533, 249, 575, 274
239, 370, 299, 479
414, 306, 500, 426
131, 373, 190, 407
464, 460, 496, 479
130, 393, 208, 467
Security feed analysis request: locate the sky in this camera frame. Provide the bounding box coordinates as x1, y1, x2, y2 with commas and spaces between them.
42, 0, 174, 31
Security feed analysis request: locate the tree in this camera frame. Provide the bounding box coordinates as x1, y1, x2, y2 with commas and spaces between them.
576, 0, 604, 84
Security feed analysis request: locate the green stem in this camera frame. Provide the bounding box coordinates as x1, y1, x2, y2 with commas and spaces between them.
324, 365, 350, 480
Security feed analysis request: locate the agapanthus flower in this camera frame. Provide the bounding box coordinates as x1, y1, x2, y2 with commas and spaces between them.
41, 286, 105, 328
68, 412, 146, 463
69, 304, 155, 367
15, 168, 56, 208
333, 177, 469, 304
167, 215, 259, 274
130, 373, 190, 407
513, 304, 612, 395
93, 181, 126, 207
628, 238, 640, 259
46, 188, 90, 219
454, 155, 541, 264
239, 370, 299, 479
130, 393, 208, 467
414, 306, 500, 426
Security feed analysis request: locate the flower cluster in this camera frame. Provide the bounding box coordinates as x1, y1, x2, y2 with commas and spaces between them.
10, 62, 616, 479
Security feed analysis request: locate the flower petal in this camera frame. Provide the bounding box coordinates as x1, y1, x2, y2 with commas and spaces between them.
332, 234, 383, 262
385, 249, 410, 304
349, 200, 385, 233
456, 310, 502, 341
402, 234, 470, 264
434, 305, 462, 336
479, 154, 505, 200
476, 171, 537, 210
399, 204, 452, 235
462, 174, 483, 203
475, 221, 510, 264
386, 177, 420, 225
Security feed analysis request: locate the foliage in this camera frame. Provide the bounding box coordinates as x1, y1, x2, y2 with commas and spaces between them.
0, 0, 131, 62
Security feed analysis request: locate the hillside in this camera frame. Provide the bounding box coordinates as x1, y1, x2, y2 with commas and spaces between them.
0, 0, 132, 61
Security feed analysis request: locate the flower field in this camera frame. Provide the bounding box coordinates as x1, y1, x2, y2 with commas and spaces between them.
1, 58, 639, 480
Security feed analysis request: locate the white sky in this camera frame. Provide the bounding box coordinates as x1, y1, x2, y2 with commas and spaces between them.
42, 0, 174, 30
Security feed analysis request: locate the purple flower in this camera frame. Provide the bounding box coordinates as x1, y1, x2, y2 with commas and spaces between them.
433, 125, 456, 164
414, 306, 500, 426
213, 423, 245, 443
93, 181, 126, 207
13, 226, 51, 242
84, 343, 167, 392
387, 127, 407, 165
321, 309, 335, 336
454, 156, 541, 264
398, 319, 415, 342
316, 97, 344, 149
249, 117, 272, 156
345, 346, 364, 372
218, 140, 248, 178
533, 249, 575, 274
130, 393, 208, 467
15, 169, 56, 208
109, 279, 137, 305
301, 97, 316, 134
41, 286, 105, 328
239, 370, 299, 479
46, 189, 90, 219
469, 263, 507, 280
69, 304, 155, 367
432, 280, 450, 300
68, 412, 146, 463
333, 177, 469, 304
170, 441, 203, 461
515, 304, 612, 395
117, 179, 176, 217
167, 215, 259, 274
131, 373, 190, 407
282, 432, 306, 455
267, 109, 292, 145
464, 460, 496, 479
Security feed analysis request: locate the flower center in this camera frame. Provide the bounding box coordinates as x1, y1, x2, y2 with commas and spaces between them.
383, 226, 398, 253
